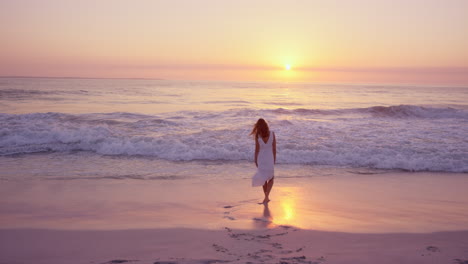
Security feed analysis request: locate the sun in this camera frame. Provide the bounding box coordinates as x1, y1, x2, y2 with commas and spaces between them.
285, 64, 291, 70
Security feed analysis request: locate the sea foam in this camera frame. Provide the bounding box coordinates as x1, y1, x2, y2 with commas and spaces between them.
1, 105, 467, 172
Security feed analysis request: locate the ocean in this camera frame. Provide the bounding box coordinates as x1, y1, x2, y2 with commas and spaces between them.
1, 77, 468, 232
1, 77, 467, 174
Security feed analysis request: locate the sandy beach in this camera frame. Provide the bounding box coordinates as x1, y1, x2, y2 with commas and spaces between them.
1, 157, 468, 264
1, 226, 468, 264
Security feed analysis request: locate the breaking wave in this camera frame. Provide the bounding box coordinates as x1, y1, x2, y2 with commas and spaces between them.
0, 105, 467, 172
268, 105, 468, 119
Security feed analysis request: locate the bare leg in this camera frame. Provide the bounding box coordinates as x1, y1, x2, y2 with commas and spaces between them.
262, 178, 274, 204
260, 181, 268, 204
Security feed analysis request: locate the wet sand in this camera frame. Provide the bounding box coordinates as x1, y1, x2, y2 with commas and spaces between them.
1, 164, 467, 232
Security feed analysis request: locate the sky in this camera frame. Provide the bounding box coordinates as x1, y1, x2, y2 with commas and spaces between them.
1, 0, 467, 85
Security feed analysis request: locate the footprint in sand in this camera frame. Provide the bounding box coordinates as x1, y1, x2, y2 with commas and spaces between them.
216, 227, 319, 263
222, 205, 239, 221
317, 256, 326, 261
220, 204, 313, 263
280, 255, 325, 264
102, 260, 139, 264
270, 242, 283, 249
426, 246, 440, 252
199, 260, 232, 264
212, 243, 230, 253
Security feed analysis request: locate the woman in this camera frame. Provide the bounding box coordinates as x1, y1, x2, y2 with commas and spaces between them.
250, 118, 276, 204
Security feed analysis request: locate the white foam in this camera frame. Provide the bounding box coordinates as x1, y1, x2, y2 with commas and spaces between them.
266, 105, 468, 119
0, 108, 467, 172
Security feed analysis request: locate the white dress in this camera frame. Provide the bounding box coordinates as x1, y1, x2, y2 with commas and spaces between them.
252, 131, 275, 187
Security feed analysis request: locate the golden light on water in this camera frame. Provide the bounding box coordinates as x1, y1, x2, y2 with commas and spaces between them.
282, 200, 294, 220
275, 196, 296, 226
267, 186, 316, 229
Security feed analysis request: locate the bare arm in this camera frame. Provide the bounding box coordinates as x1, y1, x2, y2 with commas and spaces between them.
273, 132, 276, 164
254, 136, 259, 167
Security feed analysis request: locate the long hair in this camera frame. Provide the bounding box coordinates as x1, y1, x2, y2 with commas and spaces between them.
250, 118, 270, 139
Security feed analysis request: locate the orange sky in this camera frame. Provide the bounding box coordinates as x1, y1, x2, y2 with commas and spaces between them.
1, 0, 467, 85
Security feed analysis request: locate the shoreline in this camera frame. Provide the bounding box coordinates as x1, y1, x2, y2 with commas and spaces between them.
1, 227, 467, 264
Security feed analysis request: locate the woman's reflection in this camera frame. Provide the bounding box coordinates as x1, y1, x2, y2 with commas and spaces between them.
253, 203, 275, 228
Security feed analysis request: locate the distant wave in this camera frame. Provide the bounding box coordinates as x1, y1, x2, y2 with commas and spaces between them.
267, 105, 468, 119
47, 174, 188, 181
362, 105, 467, 118
263, 101, 304, 106
204, 100, 251, 104
0, 108, 467, 172
0, 88, 88, 100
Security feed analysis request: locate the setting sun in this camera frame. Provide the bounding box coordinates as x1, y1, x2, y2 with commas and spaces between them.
285, 64, 291, 71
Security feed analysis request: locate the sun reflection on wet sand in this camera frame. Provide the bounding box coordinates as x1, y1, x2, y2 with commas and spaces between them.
252, 187, 302, 229
275, 196, 297, 227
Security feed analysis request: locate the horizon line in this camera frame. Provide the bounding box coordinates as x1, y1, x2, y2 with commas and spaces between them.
1, 75, 467, 88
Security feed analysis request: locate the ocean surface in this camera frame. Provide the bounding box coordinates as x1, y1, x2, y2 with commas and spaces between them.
1, 77, 467, 174
1, 77, 468, 232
